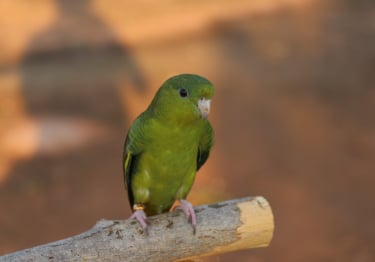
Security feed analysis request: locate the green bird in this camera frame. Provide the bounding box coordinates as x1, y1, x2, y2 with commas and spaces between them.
123, 74, 214, 232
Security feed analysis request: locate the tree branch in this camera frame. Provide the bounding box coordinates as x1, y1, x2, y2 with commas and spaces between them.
0, 196, 274, 262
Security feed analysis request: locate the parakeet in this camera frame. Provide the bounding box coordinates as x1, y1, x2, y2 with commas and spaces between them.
123, 74, 214, 232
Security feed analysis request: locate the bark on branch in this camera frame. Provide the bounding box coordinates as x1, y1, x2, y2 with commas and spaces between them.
0, 196, 274, 262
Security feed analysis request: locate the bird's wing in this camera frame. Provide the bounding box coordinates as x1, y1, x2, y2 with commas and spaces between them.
122, 117, 145, 208
197, 121, 214, 171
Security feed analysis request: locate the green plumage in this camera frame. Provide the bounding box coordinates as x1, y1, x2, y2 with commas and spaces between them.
123, 74, 214, 216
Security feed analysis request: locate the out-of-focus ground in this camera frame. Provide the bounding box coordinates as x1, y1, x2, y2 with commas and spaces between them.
1, 0, 375, 261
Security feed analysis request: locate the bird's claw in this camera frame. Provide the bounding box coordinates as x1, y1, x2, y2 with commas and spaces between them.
175, 199, 196, 234
130, 209, 148, 235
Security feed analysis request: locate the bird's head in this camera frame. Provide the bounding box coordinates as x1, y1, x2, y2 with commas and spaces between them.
149, 74, 215, 123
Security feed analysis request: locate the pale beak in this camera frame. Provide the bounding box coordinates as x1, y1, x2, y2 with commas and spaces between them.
198, 98, 211, 119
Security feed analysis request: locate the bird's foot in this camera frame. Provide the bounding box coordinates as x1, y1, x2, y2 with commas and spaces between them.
175, 199, 196, 234
130, 204, 148, 234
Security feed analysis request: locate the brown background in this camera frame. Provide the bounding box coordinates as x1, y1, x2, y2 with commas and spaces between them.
0, 0, 374, 261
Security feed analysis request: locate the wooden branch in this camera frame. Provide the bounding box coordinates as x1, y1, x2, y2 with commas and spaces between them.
0, 196, 274, 262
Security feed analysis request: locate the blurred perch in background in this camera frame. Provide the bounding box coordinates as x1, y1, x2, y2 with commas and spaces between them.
0, 196, 274, 262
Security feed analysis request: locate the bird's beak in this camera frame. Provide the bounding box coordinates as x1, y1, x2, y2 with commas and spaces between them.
198, 98, 211, 119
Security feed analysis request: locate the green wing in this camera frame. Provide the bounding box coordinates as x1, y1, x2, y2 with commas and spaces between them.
197, 121, 214, 171
122, 116, 146, 209
123, 135, 135, 207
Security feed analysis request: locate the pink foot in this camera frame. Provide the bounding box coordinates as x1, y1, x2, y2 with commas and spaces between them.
130, 209, 148, 233
175, 199, 196, 233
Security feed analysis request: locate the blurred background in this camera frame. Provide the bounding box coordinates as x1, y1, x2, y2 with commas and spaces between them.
0, 0, 374, 261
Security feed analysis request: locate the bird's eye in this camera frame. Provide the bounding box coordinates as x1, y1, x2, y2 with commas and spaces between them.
179, 88, 188, 98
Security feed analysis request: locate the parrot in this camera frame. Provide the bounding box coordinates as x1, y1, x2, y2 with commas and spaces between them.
122, 74, 214, 233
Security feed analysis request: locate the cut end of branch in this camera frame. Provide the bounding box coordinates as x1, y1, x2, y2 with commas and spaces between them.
232, 196, 274, 248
